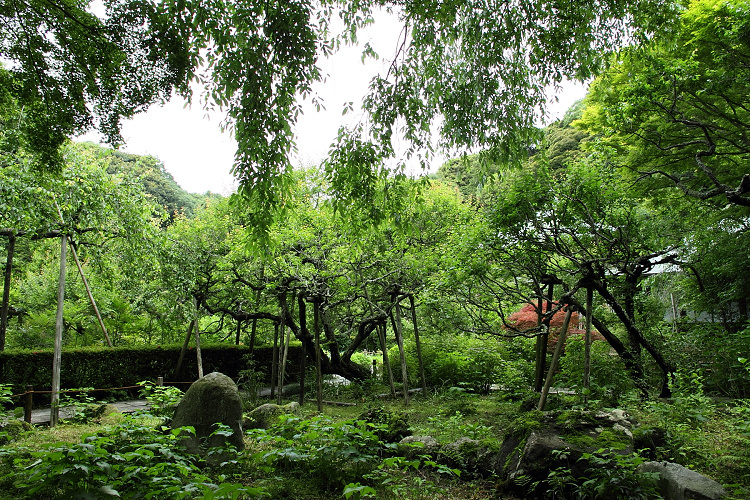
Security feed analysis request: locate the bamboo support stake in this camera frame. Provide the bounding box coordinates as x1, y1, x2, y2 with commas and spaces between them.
194, 297, 203, 379
313, 300, 323, 412
391, 300, 409, 406
52, 200, 111, 347
409, 295, 427, 395
69, 241, 112, 347
583, 287, 593, 403
538, 308, 573, 411
51, 234, 67, 427
0, 233, 15, 351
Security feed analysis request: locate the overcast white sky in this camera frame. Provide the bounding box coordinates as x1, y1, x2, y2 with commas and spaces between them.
78, 13, 588, 195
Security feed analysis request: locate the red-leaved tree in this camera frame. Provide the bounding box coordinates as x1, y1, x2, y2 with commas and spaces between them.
505, 303, 603, 350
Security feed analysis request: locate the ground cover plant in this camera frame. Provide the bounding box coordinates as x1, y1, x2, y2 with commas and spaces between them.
1, 373, 748, 500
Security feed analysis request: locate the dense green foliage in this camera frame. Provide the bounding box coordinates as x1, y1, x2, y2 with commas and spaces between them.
1, 0, 750, 497
2, 0, 683, 235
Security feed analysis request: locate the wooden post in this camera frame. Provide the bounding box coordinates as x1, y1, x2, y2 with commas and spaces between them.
583, 287, 593, 403
538, 309, 573, 411
391, 299, 409, 406
235, 319, 242, 345
194, 297, 203, 379
409, 295, 427, 395
279, 320, 291, 405
249, 319, 258, 358
298, 293, 306, 406
157, 376, 164, 387
533, 293, 545, 392
69, 241, 112, 347
313, 300, 323, 412
173, 320, 193, 379
270, 322, 279, 399
24, 385, 33, 424
378, 322, 396, 397
0, 233, 15, 351
51, 234, 67, 427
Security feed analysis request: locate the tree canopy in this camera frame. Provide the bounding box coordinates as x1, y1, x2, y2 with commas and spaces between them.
580, 0, 750, 207
2, 0, 683, 234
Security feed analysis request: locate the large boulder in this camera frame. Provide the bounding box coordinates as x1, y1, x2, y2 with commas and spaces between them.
493, 409, 636, 496
170, 372, 244, 455
243, 401, 300, 430
439, 437, 498, 478
637, 461, 726, 500
398, 435, 441, 458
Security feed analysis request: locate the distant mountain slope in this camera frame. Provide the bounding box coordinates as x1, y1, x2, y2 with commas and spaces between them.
76, 142, 222, 222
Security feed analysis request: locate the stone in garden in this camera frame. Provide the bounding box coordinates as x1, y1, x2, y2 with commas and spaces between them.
398, 435, 440, 458
439, 437, 498, 477
243, 401, 300, 430
170, 372, 244, 454
0, 419, 32, 444
491, 409, 635, 495
636, 461, 726, 500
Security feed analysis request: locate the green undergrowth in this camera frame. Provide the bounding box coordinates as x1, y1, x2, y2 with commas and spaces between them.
0, 379, 748, 499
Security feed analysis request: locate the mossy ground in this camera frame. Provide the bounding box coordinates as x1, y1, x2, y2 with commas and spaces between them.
2, 381, 749, 499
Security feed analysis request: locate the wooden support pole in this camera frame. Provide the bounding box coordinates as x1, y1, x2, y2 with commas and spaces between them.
173, 320, 193, 379
51, 235, 67, 427
194, 297, 203, 379
69, 241, 112, 347
538, 309, 573, 411
583, 287, 593, 403
313, 300, 323, 413
24, 385, 33, 424
0, 234, 15, 351
298, 293, 307, 406
391, 300, 409, 406
279, 320, 291, 405
409, 295, 427, 395
378, 322, 396, 397
270, 322, 279, 399
533, 293, 545, 392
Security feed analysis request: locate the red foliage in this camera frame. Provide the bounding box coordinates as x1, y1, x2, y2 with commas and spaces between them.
505, 302, 604, 350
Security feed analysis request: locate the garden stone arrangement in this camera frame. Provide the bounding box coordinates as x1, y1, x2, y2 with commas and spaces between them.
400, 409, 726, 500
170, 372, 245, 456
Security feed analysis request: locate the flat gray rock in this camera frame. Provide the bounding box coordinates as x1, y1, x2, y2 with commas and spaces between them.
637, 461, 726, 500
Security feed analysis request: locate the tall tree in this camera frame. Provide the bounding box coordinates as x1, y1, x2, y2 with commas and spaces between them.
580, 0, 750, 208
3, 0, 681, 236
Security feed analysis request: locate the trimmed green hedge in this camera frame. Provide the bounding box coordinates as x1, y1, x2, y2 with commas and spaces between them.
0, 343, 302, 401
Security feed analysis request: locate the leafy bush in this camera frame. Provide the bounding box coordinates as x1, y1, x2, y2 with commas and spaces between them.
534, 450, 661, 500
658, 323, 750, 398
11, 418, 265, 499
345, 455, 461, 499
358, 406, 411, 443
557, 335, 634, 406
0, 384, 15, 444
57, 387, 108, 424
137, 380, 184, 418
388, 335, 527, 394
247, 415, 389, 492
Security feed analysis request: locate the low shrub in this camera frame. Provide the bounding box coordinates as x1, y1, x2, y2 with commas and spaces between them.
8, 417, 264, 499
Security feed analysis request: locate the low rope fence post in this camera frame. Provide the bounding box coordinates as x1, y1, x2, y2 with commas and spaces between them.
24, 385, 33, 424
